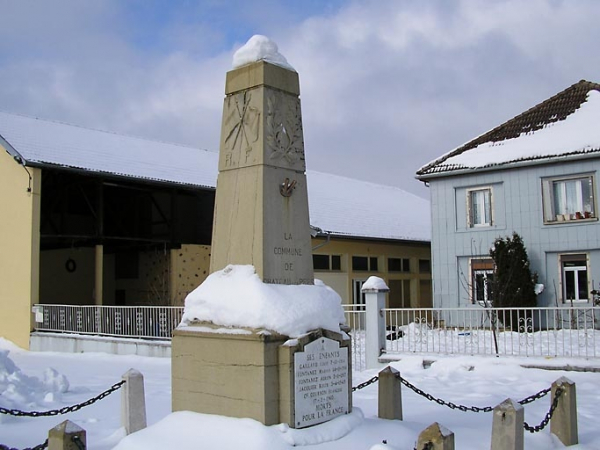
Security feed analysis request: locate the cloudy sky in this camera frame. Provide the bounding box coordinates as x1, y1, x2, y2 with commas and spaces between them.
1, 0, 599, 198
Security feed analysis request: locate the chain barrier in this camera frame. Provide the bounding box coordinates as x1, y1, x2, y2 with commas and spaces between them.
352, 374, 562, 433
1, 379, 124, 450
351, 376, 379, 392
0, 380, 125, 418
523, 387, 563, 433
0, 439, 48, 450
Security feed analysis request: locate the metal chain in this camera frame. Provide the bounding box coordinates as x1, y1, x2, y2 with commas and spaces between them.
396, 373, 494, 413
0, 380, 125, 418
352, 376, 379, 392
523, 387, 563, 433
396, 373, 553, 414
0, 438, 48, 450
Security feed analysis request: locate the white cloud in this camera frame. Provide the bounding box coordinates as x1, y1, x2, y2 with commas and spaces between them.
1, 0, 600, 196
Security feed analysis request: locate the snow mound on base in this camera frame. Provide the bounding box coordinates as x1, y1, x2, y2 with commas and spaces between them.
232, 35, 295, 71
180, 265, 345, 337
0, 350, 69, 421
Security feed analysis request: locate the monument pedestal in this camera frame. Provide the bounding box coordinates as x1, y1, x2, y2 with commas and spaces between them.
172, 325, 351, 427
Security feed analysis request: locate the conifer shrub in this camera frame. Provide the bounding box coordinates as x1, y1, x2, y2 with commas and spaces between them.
489, 232, 538, 331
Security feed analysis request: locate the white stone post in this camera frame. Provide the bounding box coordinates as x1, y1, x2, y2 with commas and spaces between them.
416, 422, 455, 450
48, 420, 86, 450
378, 366, 402, 420
551, 377, 578, 446
121, 369, 147, 435
491, 398, 524, 450
362, 276, 388, 370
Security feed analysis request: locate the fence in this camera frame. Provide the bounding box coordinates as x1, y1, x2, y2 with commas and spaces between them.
33, 303, 600, 371
33, 304, 183, 340
383, 306, 600, 359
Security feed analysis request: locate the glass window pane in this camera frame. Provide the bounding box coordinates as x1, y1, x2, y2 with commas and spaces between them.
565, 271, 576, 300
577, 270, 589, 300
312, 254, 329, 270
352, 256, 368, 271
369, 257, 378, 272
331, 255, 341, 271
388, 258, 401, 272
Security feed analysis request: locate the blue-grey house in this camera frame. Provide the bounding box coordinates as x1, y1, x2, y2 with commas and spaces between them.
417, 80, 600, 308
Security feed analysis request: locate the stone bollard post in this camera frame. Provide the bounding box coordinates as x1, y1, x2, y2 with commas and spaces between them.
378, 366, 402, 420
48, 420, 86, 450
491, 398, 524, 450
121, 368, 147, 435
550, 377, 578, 446
416, 422, 455, 450
363, 277, 388, 370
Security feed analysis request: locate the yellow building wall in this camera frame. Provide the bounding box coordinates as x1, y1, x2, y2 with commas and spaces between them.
0, 149, 40, 349
311, 237, 431, 307
170, 244, 211, 305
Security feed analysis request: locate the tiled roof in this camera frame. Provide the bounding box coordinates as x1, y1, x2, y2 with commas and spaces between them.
0, 111, 430, 242
417, 80, 600, 177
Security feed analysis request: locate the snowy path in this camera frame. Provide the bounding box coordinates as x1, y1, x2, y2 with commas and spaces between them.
2, 340, 600, 449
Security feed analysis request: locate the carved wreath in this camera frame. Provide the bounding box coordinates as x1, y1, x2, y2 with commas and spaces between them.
266, 91, 304, 165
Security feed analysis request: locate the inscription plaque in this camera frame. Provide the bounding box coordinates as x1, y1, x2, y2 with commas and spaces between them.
294, 337, 349, 428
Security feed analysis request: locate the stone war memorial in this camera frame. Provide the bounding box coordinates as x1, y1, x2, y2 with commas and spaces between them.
171, 35, 352, 429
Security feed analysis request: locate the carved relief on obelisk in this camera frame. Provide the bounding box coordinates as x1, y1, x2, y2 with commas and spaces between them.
265, 90, 305, 171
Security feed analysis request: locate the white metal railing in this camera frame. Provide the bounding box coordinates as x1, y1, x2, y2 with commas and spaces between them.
343, 304, 366, 371
33, 304, 184, 340
383, 307, 600, 359
33, 304, 600, 367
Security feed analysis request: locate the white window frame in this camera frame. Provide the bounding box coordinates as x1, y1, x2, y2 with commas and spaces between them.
467, 187, 493, 228
542, 174, 596, 224
469, 257, 494, 305
559, 253, 590, 303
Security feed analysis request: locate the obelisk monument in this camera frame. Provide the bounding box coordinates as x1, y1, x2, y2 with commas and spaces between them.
172, 36, 350, 428
210, 36, 314, 286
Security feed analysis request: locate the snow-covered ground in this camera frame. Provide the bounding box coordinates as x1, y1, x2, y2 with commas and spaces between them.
2, 337, 600, 450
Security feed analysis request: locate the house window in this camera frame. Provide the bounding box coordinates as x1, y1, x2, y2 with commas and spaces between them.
312, 254, 342, 271
467, 188, 492, 227
542, 174, 596, 223
418, 259, 431, 274
389, 279, 411, 308
561, 254, 589, 302
352, 256, 378, 272
388, 258, 410, 273
471, 258, 494, 304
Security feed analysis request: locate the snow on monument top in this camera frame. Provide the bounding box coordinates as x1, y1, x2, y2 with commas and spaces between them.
180, 265, 344, 337
232, 35, 295, 71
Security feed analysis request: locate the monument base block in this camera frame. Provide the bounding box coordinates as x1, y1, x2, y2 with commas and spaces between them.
172, 324, 351, 427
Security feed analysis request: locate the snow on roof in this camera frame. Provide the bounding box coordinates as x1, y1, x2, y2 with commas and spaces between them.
0, 111, 218, 189
232, 35, 295, 71
417, 80, 600, 178
307, 171, 430, 242
0, 111, 430, 242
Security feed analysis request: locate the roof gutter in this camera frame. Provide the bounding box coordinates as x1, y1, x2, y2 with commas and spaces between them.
416, 151, 600, 182
0, 133, 33, 192
24, 160, 217, 192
